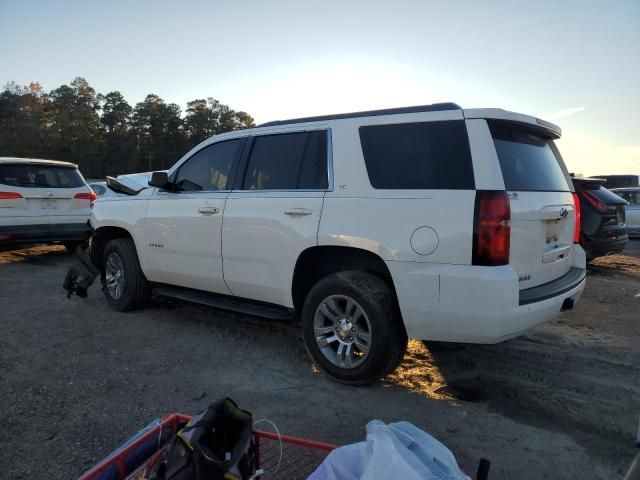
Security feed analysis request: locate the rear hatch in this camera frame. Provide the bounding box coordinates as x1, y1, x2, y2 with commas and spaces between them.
574, 179, 626, 238
0, 163, 90, 225
489, 121, 577, 290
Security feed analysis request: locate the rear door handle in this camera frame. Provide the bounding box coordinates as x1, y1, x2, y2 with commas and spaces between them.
284, 208, 313, 216
198, 206, 219, 215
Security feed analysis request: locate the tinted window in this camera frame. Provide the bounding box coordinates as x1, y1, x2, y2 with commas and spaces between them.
591, 186, 627, 205
242, 131, 327, 190
616, 191, 640, 205
0, 164, 85, 188
90, 184, 107, 195
359, 120, 474, 189
174, 139, 242, 191
489, 121, 570, 192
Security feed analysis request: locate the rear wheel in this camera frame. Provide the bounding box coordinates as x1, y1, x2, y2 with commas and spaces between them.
301, 271, 407, 385
102, 238, 150, 311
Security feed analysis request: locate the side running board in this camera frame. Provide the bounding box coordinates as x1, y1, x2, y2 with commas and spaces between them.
152, 285, 294, 321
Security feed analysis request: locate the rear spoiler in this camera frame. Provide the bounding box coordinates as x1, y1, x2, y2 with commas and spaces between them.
463, 108, 562, 138
106, 176, 147, 196
571, 176, 607, 187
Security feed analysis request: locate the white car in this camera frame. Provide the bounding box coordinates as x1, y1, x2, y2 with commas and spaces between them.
86, 103, 586, 384
611, 187, 640, 237
0, 158, 94, 251
89, 173, 153, 199
89, 181, 114, 198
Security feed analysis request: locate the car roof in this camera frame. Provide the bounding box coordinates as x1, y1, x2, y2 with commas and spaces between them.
244, 103, 560, 138
258, 103, 462, 127
0, 157, 77, 168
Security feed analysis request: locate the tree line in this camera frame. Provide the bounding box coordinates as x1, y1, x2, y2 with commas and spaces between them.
0, 77, 255, 178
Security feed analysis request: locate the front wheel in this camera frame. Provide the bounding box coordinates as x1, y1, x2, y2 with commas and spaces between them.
301, 271, 407, 385
102, 238, 150, 311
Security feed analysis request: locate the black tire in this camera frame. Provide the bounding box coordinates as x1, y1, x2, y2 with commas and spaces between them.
301, 271, 407, 385
102, 238, 150, 311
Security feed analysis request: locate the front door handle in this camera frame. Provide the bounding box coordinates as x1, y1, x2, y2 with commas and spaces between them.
198, 206, 220, 215
285, 208, 313, 216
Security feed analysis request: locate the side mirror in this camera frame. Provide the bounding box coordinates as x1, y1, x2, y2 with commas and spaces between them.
149, 171, 170, 190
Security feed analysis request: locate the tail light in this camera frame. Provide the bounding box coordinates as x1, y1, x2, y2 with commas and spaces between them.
572, 192, 581, 244
0, 192, 23, 200
580, 189, 607, 213
472, 191, 511, 266
74, 191, 97, 207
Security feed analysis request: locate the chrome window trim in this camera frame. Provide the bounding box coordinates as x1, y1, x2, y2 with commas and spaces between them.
154, 189, 231, 196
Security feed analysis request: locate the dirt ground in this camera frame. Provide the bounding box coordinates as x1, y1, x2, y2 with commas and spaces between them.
1, 241, 639, 479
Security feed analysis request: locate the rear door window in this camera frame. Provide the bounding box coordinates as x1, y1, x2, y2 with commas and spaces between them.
489, 121, 570, 192
359, 120, 474, 189
242, 130, 328, 190
0, 164, 85, 188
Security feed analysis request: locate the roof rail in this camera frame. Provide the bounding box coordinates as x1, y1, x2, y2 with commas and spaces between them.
257, 102, 462, 127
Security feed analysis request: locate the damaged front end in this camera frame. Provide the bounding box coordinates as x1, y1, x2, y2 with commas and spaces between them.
63, 172, 151, 299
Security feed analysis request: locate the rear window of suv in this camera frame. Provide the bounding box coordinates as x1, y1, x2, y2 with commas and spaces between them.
0, 164, 85, 188
489, 121, 570, 192
359, 120, 474, 189
577, 182, 628, 204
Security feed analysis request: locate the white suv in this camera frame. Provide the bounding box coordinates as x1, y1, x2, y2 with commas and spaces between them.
87, 103, 586, 384
0, 158, 94, 251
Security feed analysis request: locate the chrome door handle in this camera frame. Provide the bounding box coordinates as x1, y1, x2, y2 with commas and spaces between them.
198, 206, 219, 215
284, 208, 313, 216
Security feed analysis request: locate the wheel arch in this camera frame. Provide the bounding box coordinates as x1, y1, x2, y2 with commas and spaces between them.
90, 226, 136, 269
291, 245, 400, 314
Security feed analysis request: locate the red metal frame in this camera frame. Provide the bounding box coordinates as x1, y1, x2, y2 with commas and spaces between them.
78, 414, 337, 480
253, 430, 337, 451
78, 413, 191, 480
253, 429, 337, 471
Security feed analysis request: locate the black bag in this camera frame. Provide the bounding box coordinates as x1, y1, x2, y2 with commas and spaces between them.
151, 398, 256, 480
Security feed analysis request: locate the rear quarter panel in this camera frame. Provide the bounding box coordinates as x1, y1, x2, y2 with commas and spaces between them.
318, 115, 475, 263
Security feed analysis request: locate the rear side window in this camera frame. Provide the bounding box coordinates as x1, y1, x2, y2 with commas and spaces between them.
174, 139, 243, 191
489, 121, 570, 192
0, 164, 85, 188
359, 120, 474, 189
242, 131, 328, 190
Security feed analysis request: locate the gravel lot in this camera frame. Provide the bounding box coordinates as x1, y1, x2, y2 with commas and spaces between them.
1, 241, 639, 479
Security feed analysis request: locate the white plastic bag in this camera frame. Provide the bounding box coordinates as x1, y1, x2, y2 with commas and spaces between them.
308, 420, 470, 480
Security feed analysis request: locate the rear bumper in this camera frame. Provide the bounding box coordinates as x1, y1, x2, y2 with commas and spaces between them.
582, 231, 628, 258
387, 248, 587, 343
519, 267, 586, 305
0, 223, 92, 245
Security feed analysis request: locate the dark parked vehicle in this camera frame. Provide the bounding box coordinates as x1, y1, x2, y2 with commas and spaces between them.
573, 177, 628, 259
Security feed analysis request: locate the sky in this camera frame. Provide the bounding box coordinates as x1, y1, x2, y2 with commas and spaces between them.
1, 0, 638, 176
